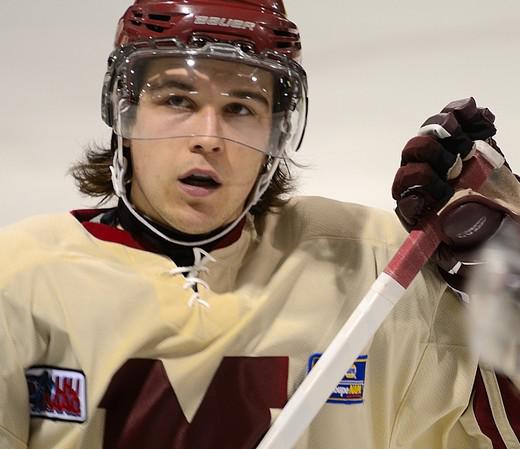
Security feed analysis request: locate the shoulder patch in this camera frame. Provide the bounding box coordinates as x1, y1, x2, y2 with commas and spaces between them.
25, 366, 87, 422
307, 353, 367, 404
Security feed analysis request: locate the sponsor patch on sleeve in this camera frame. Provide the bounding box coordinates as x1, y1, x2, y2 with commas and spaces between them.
307, 353, 367, 404
25, 366, 87, 422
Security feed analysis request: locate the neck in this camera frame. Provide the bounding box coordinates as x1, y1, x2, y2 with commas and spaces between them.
116, 199, 245, 266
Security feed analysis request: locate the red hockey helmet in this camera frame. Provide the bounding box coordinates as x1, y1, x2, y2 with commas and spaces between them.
114, 0, 301, 61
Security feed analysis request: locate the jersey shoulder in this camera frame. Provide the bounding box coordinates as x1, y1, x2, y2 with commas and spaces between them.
0, 213, 90, 280
266, 195, 406, 250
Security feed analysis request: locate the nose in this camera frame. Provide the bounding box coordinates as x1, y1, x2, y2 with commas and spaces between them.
189, 105, 224, 154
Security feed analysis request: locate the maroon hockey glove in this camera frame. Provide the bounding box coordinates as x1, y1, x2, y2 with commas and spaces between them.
392, 97, 516, 292
392, 97, 498, 228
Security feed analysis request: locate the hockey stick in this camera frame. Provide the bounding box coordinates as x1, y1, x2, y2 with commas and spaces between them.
256, 139, 504, 449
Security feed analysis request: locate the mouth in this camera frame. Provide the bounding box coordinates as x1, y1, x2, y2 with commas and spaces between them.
179, 173, 221, 188
178, 170, 222, 197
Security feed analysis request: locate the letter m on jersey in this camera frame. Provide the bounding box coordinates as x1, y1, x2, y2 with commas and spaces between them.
99, 357, 288, 448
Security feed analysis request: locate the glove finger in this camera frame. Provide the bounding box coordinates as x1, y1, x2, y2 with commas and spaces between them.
392, 162, 454, 201
441, 97, 496, 140
393, 163, 454, 226
421, 112, 474, 159
396, 186, 452, 227
464, 107, 497, 140
395, 193, 427, 227
400, 135, 457, 178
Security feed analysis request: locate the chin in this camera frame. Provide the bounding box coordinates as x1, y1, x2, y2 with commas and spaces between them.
163, 201, 241, 235
171, 212, 227, 235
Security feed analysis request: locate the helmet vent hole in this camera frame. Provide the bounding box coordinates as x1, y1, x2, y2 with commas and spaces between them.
145, 23, 166, 33
273, 29, 297, 38
131, 20, 142, 26
148, 14, 171, 22
276, 42, 292, 49
132, 11, 143, 18
236, 41, 255, 53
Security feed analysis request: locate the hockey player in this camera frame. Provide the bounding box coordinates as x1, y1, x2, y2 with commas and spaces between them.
1, 1, 519, 448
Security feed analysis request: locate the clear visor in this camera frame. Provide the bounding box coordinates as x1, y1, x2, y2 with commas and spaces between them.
110, 46, 307, 157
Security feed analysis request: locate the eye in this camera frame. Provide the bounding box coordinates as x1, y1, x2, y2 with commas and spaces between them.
148, 92, 195, 110
224, 102, 254, 117
163, 95, 194, 110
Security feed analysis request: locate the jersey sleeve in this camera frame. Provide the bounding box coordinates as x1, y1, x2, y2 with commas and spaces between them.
0, 221, 53, 448
0, 288, 30, 448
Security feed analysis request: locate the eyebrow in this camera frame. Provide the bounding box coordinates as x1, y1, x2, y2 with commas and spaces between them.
226, 90, 270, 108
147, 77, 196, 93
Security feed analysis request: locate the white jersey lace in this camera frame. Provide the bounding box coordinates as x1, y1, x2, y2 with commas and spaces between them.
167, 248, 216, 308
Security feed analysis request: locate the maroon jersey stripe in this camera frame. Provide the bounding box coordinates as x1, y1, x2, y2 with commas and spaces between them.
473, 369, 507, 449
71, 208, 146, 250
496, 374, 520, 443
81, 221, 146, 251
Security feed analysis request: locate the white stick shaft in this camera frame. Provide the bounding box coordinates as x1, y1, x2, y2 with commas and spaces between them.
256, 273, 405, 449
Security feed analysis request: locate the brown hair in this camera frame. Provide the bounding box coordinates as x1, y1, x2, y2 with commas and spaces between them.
69, 140, 297, 216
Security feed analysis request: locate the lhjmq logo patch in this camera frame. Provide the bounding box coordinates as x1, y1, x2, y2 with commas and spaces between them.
307, 354, 367, 404
25, 367, 87, 422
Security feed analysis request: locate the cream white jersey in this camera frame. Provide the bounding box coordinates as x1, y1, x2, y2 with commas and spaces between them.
0, 196, 518, 449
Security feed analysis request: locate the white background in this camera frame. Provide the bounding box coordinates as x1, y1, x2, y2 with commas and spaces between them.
1, 0, 519, 226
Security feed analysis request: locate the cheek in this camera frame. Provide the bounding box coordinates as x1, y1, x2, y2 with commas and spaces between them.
130, 145, 175, 189
131, 150, 153, 185
238, 154, 266, 186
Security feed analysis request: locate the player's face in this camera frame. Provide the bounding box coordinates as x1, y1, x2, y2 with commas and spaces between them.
128, 59, 272, 234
